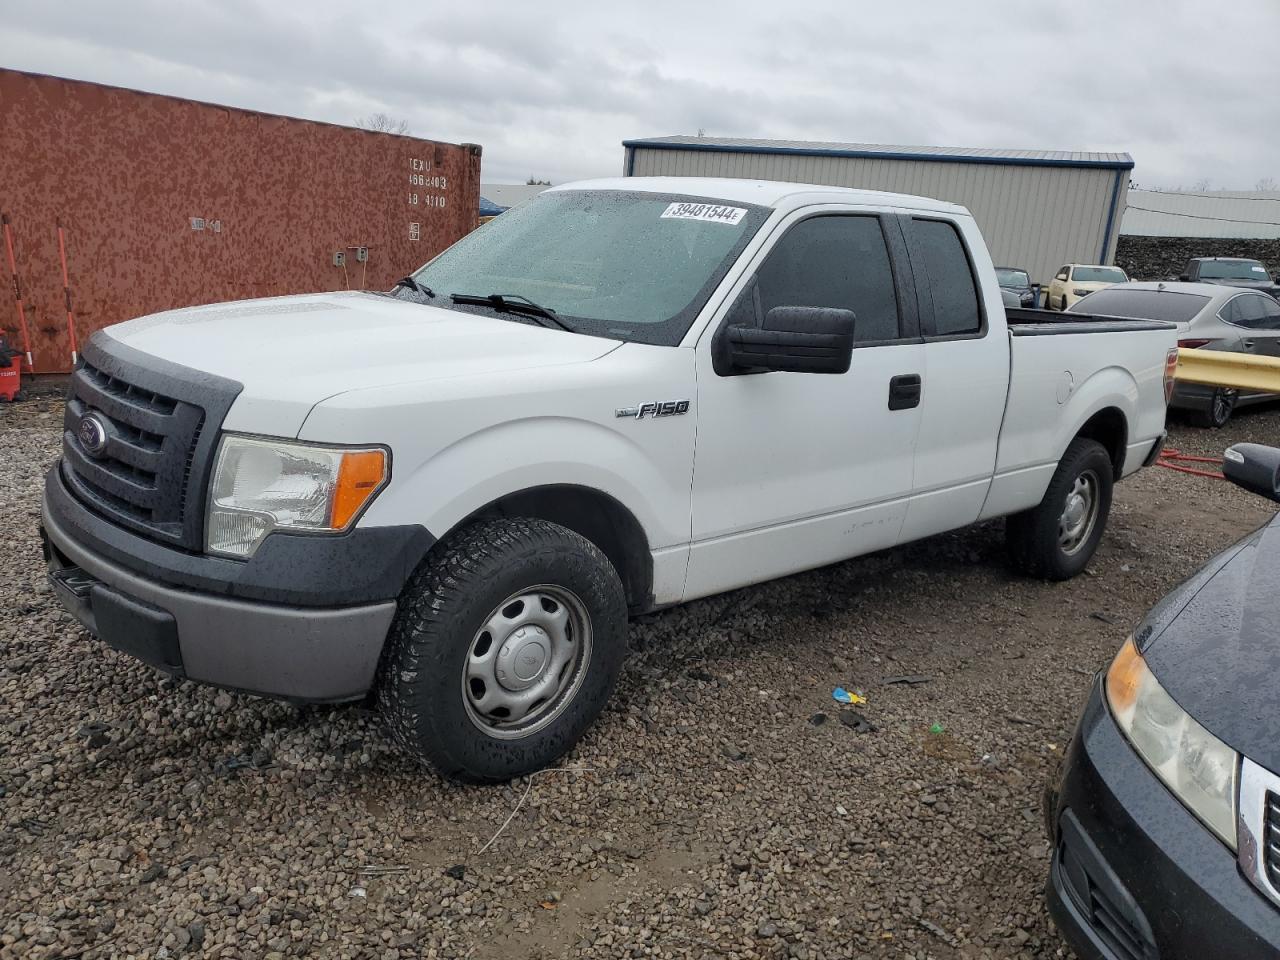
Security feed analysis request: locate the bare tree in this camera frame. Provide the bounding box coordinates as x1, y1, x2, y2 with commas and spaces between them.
356, 112, 410, 136
526, 177, 552, 185
1191, 178, 1212, 192
1256, 177, 1279, 192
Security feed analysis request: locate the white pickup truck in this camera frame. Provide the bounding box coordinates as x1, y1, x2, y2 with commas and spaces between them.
42, 177, 1178, 781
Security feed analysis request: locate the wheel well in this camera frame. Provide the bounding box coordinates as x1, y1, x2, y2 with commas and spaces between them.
451, 485, 653, 614
1075, 407, 1127, 479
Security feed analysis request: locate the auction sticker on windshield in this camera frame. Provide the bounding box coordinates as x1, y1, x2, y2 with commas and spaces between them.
660, 202, 747, 225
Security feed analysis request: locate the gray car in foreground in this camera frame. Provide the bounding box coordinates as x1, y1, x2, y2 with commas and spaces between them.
1068, 281, 1280, 427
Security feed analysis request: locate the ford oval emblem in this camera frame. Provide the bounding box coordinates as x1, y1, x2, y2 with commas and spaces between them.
78, 413, 110, 457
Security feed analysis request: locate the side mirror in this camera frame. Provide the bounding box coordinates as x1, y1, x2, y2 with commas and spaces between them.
720, 306, 855, 375
1223, 444, 1280, 503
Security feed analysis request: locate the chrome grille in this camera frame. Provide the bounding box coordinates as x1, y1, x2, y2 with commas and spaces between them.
1265, 793, 1280, 891
1238, 757, 1280, 910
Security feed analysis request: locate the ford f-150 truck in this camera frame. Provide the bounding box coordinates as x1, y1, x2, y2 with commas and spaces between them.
41, 177, 1179, 782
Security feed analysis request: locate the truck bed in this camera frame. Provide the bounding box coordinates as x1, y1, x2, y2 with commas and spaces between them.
1005, 306, 1177, 336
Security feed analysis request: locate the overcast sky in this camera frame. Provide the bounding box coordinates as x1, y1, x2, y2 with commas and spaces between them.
5, 0, 1279, 189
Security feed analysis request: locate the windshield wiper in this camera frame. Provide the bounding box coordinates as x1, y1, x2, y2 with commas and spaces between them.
449, 292, 574, 332
394, 276, 435, 298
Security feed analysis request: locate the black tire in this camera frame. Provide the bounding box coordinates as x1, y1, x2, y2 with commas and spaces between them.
1059, 295, 1069, 312
1192, 387, 1236, 428
1006, 438, 1114, 581
377, 518, 627, 783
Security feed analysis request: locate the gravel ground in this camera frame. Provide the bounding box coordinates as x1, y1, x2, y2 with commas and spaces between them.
2, 397, 1278, 960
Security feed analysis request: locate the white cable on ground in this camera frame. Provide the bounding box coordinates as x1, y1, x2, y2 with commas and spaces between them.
476, 765, 596, 856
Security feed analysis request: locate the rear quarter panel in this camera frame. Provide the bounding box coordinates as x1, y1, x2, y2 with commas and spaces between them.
981, 328, 1174, 519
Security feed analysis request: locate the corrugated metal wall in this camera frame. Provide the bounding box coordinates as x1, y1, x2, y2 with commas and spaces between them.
628, 147, 1126, 286
1121, 190, 1280, 239
0, 70, 482, 373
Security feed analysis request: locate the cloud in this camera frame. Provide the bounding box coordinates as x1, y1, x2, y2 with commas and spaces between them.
4, 0, 1279, 187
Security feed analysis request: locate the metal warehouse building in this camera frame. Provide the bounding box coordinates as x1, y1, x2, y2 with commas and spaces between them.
623, 136, 1133, 286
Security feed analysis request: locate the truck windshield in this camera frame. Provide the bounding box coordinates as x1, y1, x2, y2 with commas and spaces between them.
995, 268, 1029, 287
1067, 288, 1210, 323
400, 190, 770, 346
1072, 266, 1127, 283
1198, 260, 1269, 280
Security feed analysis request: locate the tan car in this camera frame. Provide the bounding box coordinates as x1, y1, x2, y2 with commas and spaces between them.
1047, 263, 1128, 311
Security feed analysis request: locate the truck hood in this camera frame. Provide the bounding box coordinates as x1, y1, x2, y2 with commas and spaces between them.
1139, 513, 1280, 772
101, 292, 621, 436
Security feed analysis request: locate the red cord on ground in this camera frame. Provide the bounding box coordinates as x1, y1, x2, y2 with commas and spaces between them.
1156, 447, 1225, 480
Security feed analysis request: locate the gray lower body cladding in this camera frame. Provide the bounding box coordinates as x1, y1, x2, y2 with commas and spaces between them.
41, 467, 433, 703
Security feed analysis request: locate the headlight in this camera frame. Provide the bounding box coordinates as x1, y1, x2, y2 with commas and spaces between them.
1072, 288, 1092, 297
206, 435, 389, 558
1106, 638, 1239, 848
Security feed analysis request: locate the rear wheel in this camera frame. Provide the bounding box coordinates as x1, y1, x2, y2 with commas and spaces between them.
377, 518, 628, 782
1006, 438, 1113, 580
1193, 387, 1236, 428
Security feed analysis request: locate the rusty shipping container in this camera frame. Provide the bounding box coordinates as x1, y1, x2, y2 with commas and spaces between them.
0, 69, 482, 373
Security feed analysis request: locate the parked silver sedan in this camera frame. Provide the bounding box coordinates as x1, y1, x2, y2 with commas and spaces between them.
1068, 281, 1280, 427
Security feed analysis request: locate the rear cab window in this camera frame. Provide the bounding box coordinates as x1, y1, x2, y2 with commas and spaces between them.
904, 217, 983, 338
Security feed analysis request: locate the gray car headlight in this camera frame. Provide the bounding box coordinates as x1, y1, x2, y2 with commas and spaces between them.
1106, 638, 1239, 849
206, 435, 389, 559
1072, 288, 1092, 297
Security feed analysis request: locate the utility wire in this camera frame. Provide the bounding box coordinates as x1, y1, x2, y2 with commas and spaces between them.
1133, 189, 1280, 202
1124, 204, 1280, 228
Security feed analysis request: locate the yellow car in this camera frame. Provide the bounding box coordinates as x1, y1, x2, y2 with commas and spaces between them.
1047, 263, 1128, 311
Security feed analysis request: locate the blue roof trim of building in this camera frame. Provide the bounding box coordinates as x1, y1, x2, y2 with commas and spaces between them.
622, 138, 1135, 172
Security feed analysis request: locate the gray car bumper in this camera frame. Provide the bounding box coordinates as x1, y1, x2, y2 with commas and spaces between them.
42, 498, 397, 703
1169, 381, 1218, 412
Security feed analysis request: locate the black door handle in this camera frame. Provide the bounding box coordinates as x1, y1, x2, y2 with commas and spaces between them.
888, 374, 922, 411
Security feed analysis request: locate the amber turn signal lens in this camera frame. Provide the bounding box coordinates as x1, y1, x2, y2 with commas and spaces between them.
1105, 637, 1144, 715
330, 450, 388, 529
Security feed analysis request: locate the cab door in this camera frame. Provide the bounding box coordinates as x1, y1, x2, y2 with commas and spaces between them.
895, 213, 1009, 542
684, 208, 925, 602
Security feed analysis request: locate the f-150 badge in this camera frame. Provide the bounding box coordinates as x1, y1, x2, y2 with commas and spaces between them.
616, 400, 690, 420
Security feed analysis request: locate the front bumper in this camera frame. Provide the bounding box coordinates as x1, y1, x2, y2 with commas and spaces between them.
42, 465, 416, 702
1045, 681, 1280, 959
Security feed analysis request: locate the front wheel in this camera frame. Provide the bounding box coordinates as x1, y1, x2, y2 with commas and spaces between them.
1006, 438, 1114, 580
1060, 295, 1069, 312
377, 518, 628, 782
